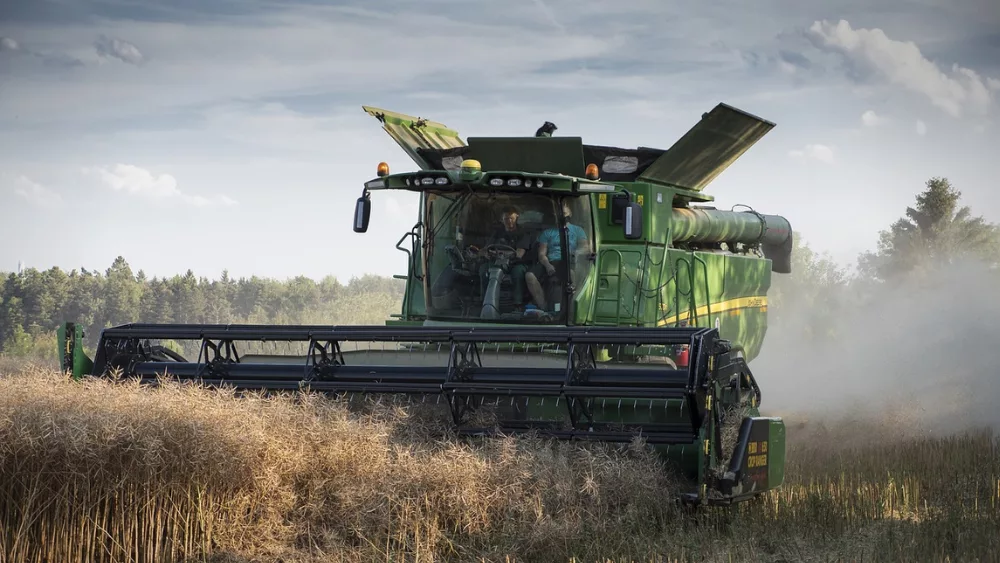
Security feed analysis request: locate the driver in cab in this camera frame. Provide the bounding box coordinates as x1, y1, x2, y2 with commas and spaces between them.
476, 205, 531, 309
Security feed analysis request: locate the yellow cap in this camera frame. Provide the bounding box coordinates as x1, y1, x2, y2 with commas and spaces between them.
460, 159, 481, 171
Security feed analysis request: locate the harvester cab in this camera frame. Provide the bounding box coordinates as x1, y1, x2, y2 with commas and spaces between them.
355, 105, 791, 336
59, 102, 794, 506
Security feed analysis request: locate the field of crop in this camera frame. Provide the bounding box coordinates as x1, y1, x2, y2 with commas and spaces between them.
1, 358, 997, 563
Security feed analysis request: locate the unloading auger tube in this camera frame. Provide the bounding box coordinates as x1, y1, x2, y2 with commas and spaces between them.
671, 207, 794, 273
58, 321, 785, 505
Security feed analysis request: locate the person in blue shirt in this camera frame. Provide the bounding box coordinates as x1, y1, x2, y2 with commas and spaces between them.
525, 200, 590, 311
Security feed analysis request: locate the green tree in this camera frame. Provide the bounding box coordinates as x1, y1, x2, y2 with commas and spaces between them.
858, 177, 999, 282
0, 294, 26, 352
102, 256, 143, 327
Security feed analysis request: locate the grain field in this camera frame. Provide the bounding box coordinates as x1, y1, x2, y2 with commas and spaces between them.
0, 359, 997, 563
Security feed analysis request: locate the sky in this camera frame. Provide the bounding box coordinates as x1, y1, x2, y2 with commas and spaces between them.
1, 0, 999, 282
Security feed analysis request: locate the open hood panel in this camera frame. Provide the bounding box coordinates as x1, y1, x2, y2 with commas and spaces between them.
637, 103, 775, 192
362, 106, 466, 170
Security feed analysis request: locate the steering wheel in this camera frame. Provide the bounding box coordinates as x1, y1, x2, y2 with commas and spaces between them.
483, 244, 517, 256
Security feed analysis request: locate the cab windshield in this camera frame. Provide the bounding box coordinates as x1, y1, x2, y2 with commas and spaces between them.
424, 190, 593, 324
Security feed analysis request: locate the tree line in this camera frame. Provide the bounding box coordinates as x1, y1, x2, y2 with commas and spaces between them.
0, 264, 406, 360
1, 177, 996, 361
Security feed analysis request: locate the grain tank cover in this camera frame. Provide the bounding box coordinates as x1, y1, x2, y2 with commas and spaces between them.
638, 103, 775, 192
461, 137, 587, 175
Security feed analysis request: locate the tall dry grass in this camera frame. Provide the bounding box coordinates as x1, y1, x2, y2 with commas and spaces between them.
1, 358, 998, 562
0, 360, 684, 562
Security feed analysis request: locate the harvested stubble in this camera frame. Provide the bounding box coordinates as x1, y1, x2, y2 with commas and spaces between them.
1, 359, 998, 563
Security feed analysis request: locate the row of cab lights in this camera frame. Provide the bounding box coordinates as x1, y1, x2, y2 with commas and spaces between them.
374, 161, 604, 188
376, 162, 450, 187
488, 177, 547, 188
375, 161, 551, 188
402, 175, 549, 188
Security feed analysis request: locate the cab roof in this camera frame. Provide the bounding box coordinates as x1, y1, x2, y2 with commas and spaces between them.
363, 103, 775, 193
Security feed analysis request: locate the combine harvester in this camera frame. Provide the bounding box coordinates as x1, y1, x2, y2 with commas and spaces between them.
59, 103, 793, 506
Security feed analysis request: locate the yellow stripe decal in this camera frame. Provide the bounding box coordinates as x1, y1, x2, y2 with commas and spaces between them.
657, 295, 767, 326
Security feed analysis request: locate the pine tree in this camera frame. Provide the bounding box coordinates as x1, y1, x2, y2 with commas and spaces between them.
858, 177, 999, 282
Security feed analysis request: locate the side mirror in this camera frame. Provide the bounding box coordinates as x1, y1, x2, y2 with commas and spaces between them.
353, 192, 371, 233
623, 202, 642, 239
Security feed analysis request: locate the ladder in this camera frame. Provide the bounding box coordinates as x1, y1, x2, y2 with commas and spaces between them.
594, 249, 645, 325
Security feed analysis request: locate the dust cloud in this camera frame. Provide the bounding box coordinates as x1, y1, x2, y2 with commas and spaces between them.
751, 258, 1000, 436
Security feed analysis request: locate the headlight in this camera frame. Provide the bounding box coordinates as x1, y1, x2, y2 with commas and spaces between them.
420, 177, 434, 185
507, 178, 522, 187
489, 178, 504, 186
435, 177, 448, 185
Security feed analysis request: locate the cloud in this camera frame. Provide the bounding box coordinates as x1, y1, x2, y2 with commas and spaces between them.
916, 120, 928, 135
83, 164, 237, 207
861, 109, 885, 127
806, 19, 999, 118
529, 0, 567, 33
0, 4, 676, 129
789, 143, 835, 163
0, 35, 85, 68
199, 101, 351, 153
11, 175, 62, 207
94, 35, 144, 65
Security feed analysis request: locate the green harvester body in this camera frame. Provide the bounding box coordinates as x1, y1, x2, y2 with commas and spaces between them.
60, 102, 793, 505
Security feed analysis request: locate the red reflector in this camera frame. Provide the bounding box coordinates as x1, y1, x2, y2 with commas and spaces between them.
676, 345, 689, 367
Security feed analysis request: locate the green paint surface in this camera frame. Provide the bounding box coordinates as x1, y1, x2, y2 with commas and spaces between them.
57, 322, 93, 379
768, 418, 787, 488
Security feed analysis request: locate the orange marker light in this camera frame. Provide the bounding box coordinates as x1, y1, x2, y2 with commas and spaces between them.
585, 163, 599, 180
377, 162, 390, 177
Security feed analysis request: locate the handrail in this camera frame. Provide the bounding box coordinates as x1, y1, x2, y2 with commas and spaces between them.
392, 222, 423, 318
693, 253, 712, 327
655, 236, 671, 326
672, 251, 711, 328
673, 256, 691, 327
